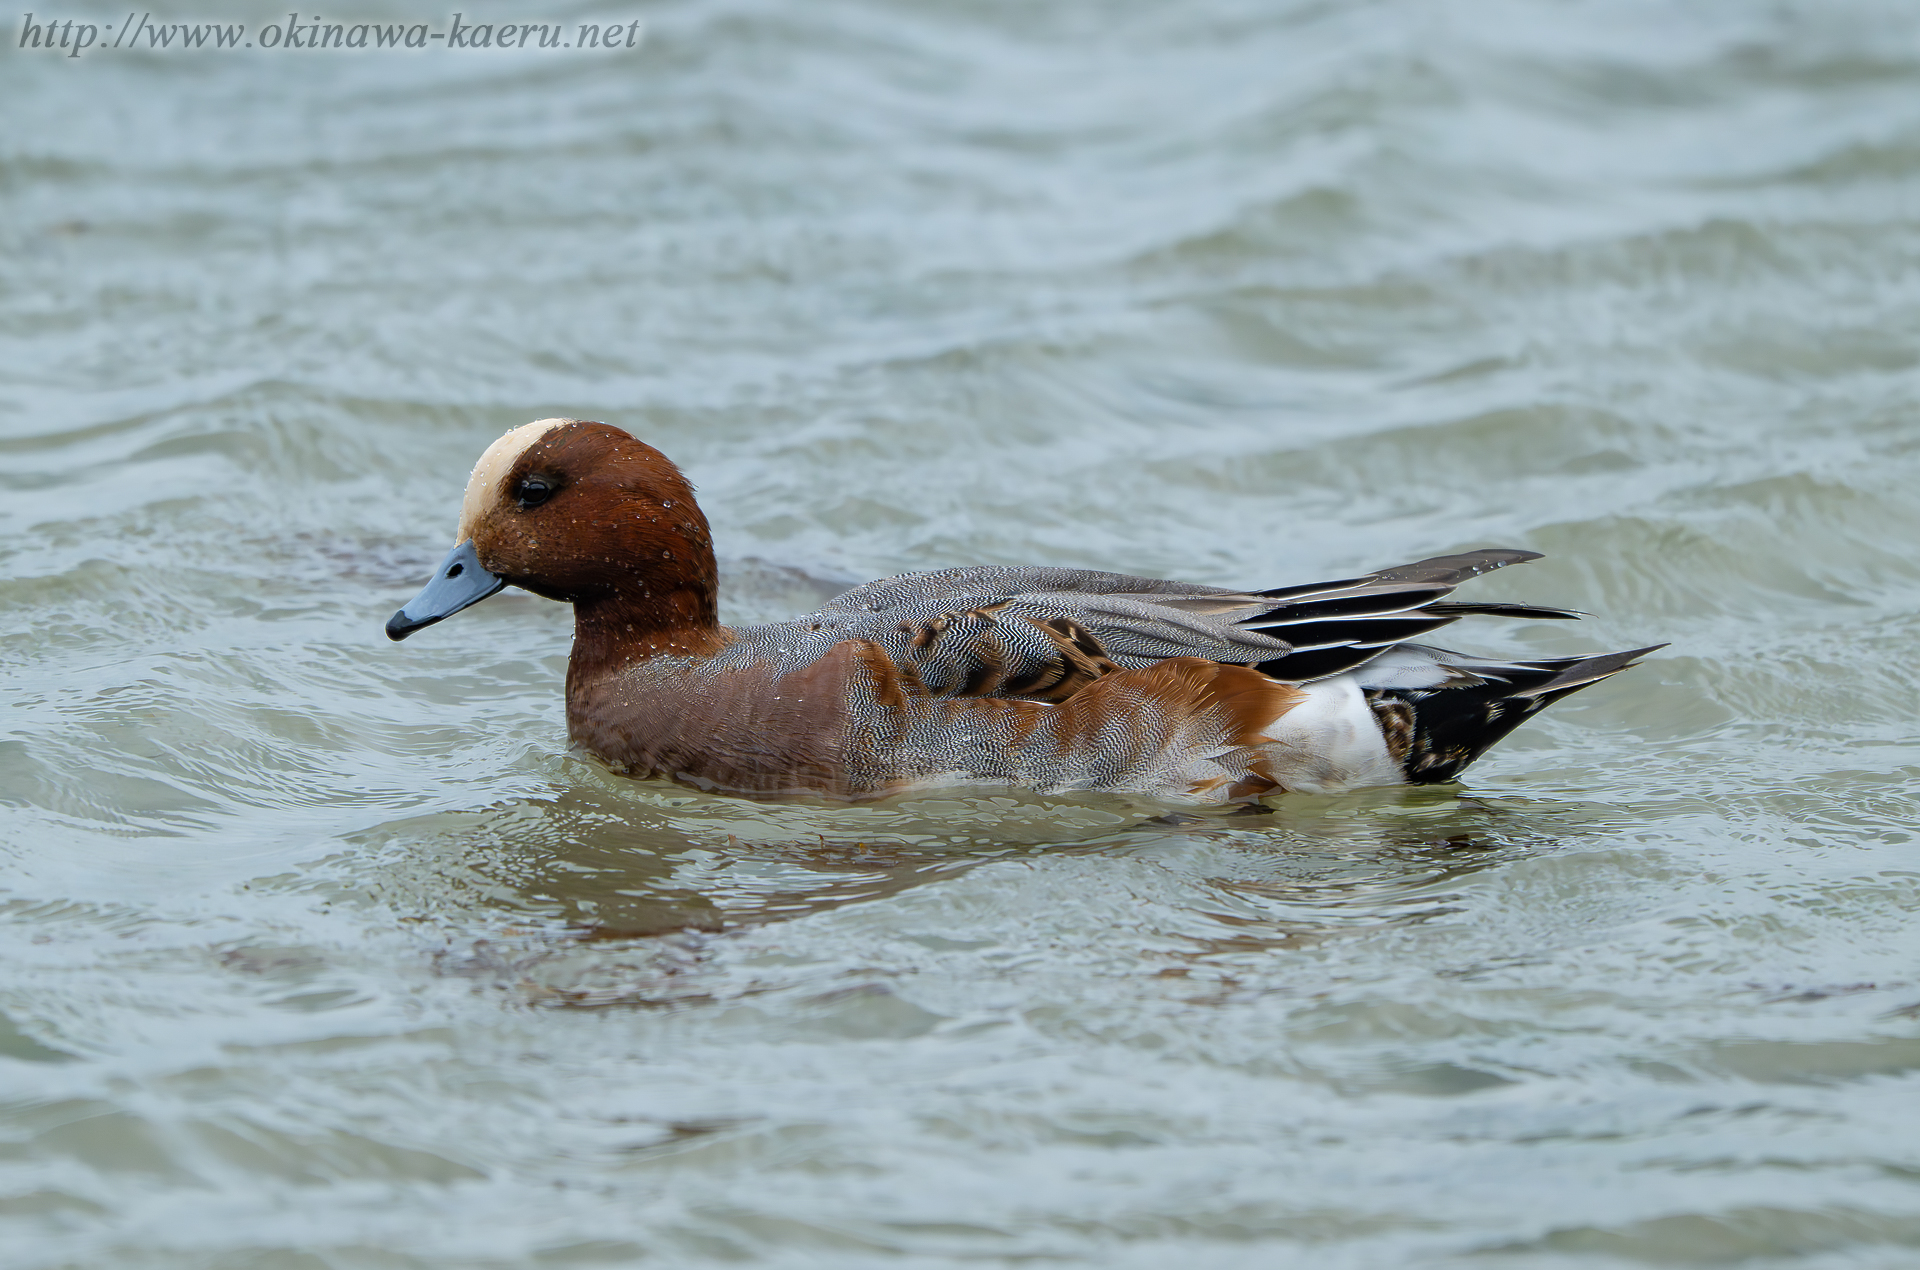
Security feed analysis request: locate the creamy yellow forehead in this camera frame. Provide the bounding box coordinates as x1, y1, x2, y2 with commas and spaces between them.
455, 418, 574, 542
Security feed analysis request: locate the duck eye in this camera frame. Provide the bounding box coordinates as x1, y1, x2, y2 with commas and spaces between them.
514, 475, 556, 509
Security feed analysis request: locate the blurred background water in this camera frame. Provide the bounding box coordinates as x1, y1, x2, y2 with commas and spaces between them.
4, 1, 1920, 1266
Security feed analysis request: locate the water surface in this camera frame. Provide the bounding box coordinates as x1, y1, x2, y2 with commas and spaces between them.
4, 1, 1920, 1266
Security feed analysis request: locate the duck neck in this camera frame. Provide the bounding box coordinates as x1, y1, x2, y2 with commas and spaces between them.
567, 578, 727, 692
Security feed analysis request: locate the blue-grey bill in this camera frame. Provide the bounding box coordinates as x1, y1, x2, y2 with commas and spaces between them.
385, 539, 506, 641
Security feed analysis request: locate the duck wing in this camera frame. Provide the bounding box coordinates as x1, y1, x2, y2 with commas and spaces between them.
789, 550, 1574, 702
1233, 549, 1581, 682
803, 566, 1283, 702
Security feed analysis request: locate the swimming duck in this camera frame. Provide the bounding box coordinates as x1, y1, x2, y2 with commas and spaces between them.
386, 419, 1659, 802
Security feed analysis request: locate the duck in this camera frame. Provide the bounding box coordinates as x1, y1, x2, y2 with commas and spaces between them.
385, 418, 1661, 803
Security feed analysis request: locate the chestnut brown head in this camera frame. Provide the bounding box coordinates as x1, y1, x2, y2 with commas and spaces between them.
386, 419, 717, 641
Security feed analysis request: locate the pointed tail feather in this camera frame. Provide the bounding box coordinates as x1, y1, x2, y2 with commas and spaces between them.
1365, 644, 1664, 784
1508, 644, 1668, 701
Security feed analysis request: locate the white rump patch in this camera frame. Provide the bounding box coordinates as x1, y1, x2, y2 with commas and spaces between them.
1257, 674, 1403, 793
456, 418, 575, 543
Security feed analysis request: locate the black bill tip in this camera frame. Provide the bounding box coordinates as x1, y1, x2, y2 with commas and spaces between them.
385, 609, 440, 641
384, 539, 506, 642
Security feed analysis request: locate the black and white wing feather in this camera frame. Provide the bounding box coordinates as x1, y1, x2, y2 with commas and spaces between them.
1233, 549, 1581, 682
765, 549, 1577, 702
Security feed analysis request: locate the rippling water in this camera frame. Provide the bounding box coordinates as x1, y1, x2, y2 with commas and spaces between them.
5, 1, 1920, 1266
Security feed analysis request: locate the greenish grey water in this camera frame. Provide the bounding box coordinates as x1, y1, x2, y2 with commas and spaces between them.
3, 1, 1919, 1266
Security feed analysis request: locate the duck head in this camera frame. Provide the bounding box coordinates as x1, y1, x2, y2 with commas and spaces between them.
385, 419, 720, 664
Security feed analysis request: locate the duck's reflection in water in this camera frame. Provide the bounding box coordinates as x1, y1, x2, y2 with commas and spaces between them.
353, 778, 1133, 927
1132, 791, 1547, 968
353, 778, 1563, 1004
